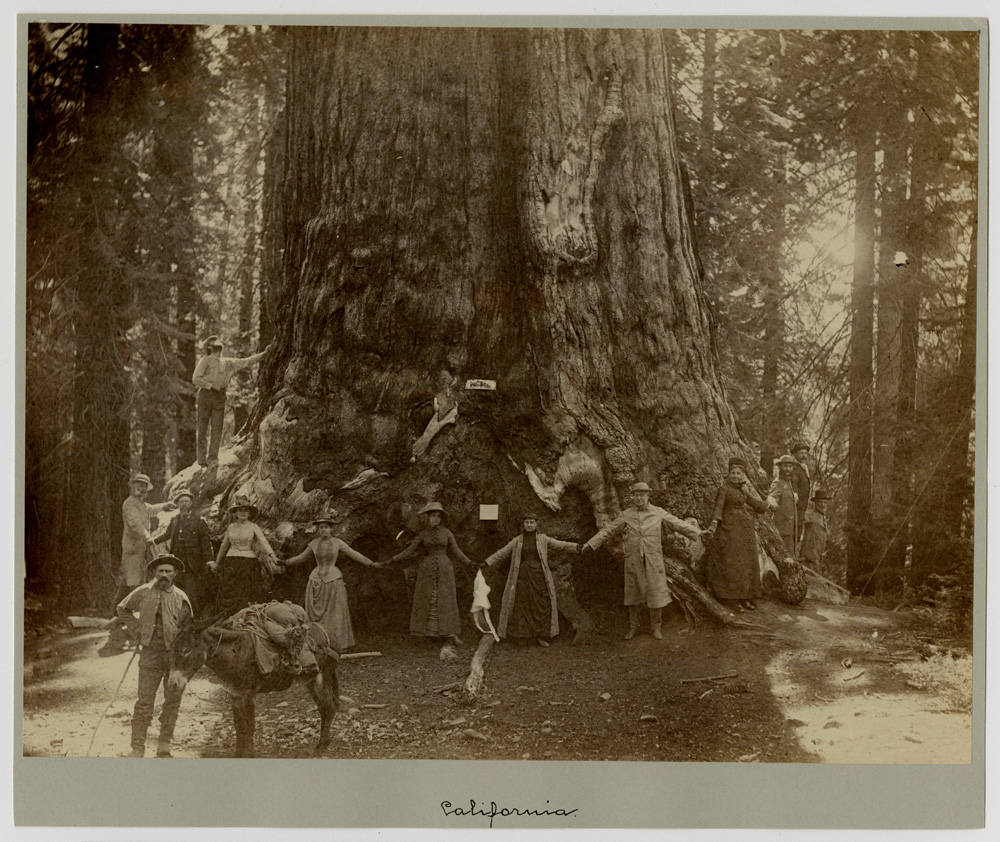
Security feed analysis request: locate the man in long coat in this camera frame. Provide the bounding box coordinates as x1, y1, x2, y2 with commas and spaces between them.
789, 441, 812, 542
583, 482, 702, 640
767, 454, 799, 557
481, 514, 579, 646
799, 488, 831, 567
159, 488, 215, 617
100, 474, 175, 656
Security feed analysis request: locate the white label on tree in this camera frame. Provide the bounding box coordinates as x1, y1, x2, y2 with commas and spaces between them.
480, 504, 499, 521
465, 379, 496, 391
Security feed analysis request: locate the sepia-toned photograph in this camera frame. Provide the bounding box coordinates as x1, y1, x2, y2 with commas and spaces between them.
18, 14, 983, 819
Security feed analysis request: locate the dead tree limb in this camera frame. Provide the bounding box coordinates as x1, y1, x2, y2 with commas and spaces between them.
464, 633, 496, 700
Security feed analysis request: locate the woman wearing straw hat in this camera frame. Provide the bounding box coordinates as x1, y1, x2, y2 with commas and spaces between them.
211, 496, 279, 617
703, 458, 769, 611
277, 507, 380, 652
386, 502, 476, 646
582, 482, 703, 640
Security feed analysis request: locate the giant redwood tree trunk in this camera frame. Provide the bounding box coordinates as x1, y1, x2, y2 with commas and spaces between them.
236, 27, 766, 629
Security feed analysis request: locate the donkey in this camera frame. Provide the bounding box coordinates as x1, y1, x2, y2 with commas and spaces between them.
168, 613, 340, 758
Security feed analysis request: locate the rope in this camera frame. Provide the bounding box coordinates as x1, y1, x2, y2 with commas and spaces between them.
85, 646, 138, 757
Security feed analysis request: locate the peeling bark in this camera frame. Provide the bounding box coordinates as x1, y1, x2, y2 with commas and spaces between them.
239, 28, 755, 629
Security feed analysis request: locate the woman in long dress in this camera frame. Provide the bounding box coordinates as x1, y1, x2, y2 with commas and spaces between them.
277, 509, 379, 652
387, 502, 476, 645
704, 458, 769, 611
210, 496, 279, 616
481, 513, 579, 647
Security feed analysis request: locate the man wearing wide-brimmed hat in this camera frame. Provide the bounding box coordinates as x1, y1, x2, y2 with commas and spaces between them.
582, 482, 703, 640
767, 455, 800, 557
116, 554, 192, 758
160, 488, 214, 616
101, 474, 176, 657
800, 488, 832, 567
191, 334, 272, 468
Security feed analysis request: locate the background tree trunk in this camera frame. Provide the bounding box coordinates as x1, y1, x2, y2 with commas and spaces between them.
846, 33, 877, 595
871, 74, 910, 590
237, 27, 754, 628
65, 24, 133, 608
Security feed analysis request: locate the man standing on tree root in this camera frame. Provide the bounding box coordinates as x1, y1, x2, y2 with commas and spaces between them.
191, 334, 272, 468
117, 555, 192, 758
582, 482, 702, 640
100, 474, 175, 657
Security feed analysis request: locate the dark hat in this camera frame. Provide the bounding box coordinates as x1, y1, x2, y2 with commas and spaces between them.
202, 334, 223, 350
630, 482, 652, 493
790, 441, 811, 454
313, 507, 338, 526
418, 501, 446, 516
130, 473, 153, 490
227, 495, 258, 519
776, 454, 798, 466
728, 457, 747, 470
522, 512, 539, 521
812, 489, 832, 501
147, 554, 185, 574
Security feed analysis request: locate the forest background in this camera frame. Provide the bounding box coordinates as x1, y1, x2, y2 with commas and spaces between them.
23, 24, 979, 637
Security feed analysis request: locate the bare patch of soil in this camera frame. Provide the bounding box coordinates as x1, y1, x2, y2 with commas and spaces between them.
22, 599, 971, 763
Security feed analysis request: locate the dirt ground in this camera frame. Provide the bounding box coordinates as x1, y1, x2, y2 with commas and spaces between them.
22, 597, 971, 763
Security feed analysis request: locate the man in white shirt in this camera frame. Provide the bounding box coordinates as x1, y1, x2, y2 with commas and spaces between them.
191, 335, 272, 467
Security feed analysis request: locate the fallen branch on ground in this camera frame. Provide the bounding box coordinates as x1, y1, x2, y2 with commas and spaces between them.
340, 651, 382, 660
680, 670, 738, 684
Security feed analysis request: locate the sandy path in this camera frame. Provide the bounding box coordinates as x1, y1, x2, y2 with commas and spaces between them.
765, 603, 971, 763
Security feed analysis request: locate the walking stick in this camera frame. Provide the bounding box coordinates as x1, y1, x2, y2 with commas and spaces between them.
85, 645, 139, 757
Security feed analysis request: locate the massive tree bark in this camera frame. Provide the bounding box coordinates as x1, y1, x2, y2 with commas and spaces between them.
237, 27, 769, 628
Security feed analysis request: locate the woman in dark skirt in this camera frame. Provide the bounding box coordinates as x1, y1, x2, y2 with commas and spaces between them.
481, 513, 579, 647
704, 458, 769, 611
387, 502, 476, 646
210, 496, 279, 617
